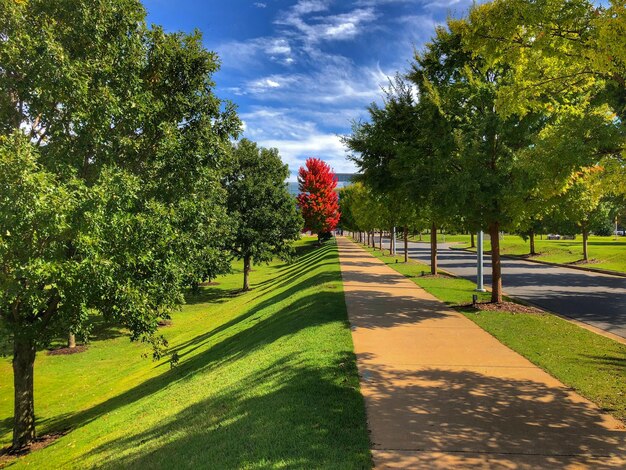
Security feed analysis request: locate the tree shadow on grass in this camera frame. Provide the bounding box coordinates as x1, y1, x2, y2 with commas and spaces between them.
161, 255, 342, 365
581, 354, 626, 370
85, 354, 371, 469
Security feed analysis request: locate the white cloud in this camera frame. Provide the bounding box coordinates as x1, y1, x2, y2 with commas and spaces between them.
267, 38, 291, 55
216, 37, 295, 69
239, 106, 366, 178
292, 0, 329, 16
276, 2, 377, 44
253, 2, 267, 7
237, 62, 391, 105
258, 133, 355, 179
245, 74, 302, 94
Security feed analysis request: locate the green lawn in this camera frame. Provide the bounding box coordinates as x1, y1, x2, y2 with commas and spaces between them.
1, 238, 371, 469
410, 233, 626, 273
357, 240, 626, 423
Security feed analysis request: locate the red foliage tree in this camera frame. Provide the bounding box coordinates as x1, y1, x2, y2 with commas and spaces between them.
297, 158, 341, 238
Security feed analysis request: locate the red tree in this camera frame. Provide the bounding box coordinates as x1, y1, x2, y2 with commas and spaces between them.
297, 158, 340, 238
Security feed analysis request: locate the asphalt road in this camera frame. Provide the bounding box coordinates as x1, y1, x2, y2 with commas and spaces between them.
383, 237, 626, 340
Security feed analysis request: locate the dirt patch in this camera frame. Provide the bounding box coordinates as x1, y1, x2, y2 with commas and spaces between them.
46, 345, 87, 356
568, 258, 601, 266
198, 281, 220, 286
459, 301, 545, 315
158, 319, 173, 328
0, 430, 70, 464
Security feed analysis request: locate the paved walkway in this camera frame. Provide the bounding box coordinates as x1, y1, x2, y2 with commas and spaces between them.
337, 237, 626, 469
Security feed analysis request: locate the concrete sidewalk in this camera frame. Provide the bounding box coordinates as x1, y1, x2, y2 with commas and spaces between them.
337, 237, 626, 469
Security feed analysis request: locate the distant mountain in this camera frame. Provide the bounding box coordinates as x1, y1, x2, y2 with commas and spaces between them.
287, 174, 356, 196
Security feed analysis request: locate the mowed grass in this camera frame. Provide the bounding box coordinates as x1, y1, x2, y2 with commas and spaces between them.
410, 233, 626, 274
0, 238, 371, 469
355, 240, 626, 423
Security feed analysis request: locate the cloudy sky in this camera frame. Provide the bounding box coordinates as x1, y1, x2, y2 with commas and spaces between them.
144, 0, 478, 179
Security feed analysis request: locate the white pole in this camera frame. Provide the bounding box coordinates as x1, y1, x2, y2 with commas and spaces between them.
476, 231, 486, 292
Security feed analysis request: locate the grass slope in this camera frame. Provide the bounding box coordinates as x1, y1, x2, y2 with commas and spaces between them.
356, 240, 626, 423
409, 234, 626, 274
0, 238, 371, 469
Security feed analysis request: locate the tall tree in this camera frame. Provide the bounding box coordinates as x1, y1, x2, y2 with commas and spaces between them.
224, 139, 303, 291
0, 0, 239, 449
297, 158, 341, 240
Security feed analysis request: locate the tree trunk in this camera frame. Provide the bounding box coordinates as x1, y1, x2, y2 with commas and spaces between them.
366, 231, 370, 246
379, 230, 382, 250
582, 224, 589, 262
489, 222, 503, 303
68, 332, 76, 349
243, 255, 251, 291
470, 232, 475, 248
389, 228, 393, 255
529, 230, 536, 256
12, 336, 36, 450
404, 226, 409, 263
430, 222, 437, 275
371, 231, 375, 248
419, 231, 422, 242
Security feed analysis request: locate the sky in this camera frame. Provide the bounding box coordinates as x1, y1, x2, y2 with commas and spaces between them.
143, 0, 481, 179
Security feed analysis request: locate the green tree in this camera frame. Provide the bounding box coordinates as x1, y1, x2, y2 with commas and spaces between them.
224, 139, 302, 291
0, 0, 239, 449
412, 22, 556, 302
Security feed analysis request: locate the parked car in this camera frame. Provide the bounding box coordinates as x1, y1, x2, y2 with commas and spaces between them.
547, 234, 561, 240
614, 230, 625, 236
561, 234, 576, 240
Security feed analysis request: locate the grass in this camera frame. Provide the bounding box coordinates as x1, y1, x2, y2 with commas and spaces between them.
410, 233, 626, 274
0, 238, 371, 469
355, 239, 626, 423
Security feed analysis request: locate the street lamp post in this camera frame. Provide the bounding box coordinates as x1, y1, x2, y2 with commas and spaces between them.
476, 231, 486, 292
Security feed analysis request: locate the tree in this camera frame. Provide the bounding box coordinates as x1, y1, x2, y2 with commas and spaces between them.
0, 0, 239, 450
297, 158, 341, 240
224, 139, 303, 291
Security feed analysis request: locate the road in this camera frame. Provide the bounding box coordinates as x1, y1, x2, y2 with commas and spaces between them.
383, 237, 626, 340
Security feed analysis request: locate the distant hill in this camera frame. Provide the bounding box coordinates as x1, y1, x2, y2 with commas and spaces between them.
287, 174, 356, 196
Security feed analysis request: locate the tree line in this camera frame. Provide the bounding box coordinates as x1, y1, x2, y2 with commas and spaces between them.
340, 0, 625, 303
0, 0, 315, 451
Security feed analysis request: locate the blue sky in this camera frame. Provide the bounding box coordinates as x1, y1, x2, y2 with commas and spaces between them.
143, 0, 479, 178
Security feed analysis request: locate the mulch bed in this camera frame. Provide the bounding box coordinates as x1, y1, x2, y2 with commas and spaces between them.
198, 281, 220, 286
0, 430, 70, 463
407, 272, 455, 279
46, 345, 87, 356
459, 301, 545, 315
158, 319, 173, 328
